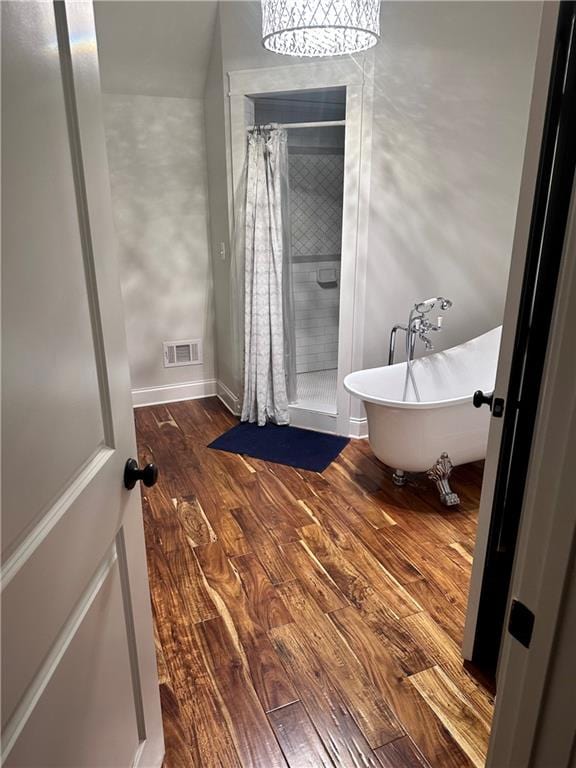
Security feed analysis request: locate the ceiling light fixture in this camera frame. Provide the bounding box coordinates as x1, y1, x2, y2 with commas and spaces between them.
261, 0, 381, 58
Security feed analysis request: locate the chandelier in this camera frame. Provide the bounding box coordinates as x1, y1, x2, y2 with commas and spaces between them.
261, 0, 381, 58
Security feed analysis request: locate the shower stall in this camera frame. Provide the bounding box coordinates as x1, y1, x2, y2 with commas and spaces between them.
227, 64, 369, 435
251, 88, 346, 418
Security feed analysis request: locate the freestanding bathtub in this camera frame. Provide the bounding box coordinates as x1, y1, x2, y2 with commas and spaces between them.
344, 327, 502, 505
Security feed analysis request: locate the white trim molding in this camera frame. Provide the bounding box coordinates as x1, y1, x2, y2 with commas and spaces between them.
217, 380, 242, 416
227, 59, 365, 99
349, 416, 369, 439
131, 379, 217, 408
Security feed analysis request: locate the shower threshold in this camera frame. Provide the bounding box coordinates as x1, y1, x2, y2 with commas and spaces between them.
293, 369, 337, 415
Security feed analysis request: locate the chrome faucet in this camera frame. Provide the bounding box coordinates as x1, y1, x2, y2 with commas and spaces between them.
388, 297, 453, 365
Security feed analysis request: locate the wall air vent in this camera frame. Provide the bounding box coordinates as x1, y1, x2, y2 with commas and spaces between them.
163, 339, 203, 368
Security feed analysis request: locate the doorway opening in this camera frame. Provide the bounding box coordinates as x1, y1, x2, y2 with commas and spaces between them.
228, 65, 370, 437
252, 88, 346, 416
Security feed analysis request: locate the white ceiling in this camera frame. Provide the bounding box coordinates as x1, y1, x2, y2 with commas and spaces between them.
94, 1, 219, 98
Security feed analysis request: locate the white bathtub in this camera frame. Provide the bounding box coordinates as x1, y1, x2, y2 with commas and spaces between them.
344, 327, 502, 475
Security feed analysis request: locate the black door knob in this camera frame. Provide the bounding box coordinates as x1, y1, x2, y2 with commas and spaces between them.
473, 390, 494, 409
124, 458, 158, 490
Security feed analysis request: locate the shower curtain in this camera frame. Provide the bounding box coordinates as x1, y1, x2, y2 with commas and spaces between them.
241, 127, 296, 426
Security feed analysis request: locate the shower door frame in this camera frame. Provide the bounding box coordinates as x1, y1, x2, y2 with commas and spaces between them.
227, 58, 374, 437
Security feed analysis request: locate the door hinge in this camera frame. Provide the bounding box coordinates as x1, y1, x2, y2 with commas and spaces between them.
508, 599, 535, 648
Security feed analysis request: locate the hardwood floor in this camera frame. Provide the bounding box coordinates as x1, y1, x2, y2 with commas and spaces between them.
135, 398, 493, 768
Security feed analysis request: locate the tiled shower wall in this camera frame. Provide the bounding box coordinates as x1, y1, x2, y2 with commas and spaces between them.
292, 260, 341, 374
289, 153, 344, 258
289, 151, 344, 374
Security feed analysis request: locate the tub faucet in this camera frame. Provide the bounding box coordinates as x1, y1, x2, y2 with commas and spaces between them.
388, 297, 453, 365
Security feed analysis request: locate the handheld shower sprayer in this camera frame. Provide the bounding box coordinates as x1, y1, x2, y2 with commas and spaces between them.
415, 297, 453, 313
388, 297, 453, 365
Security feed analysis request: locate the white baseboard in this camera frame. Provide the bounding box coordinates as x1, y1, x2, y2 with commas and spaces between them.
132, 379, 217, 408
349, 416, 369, 439
217, 380, 241, 416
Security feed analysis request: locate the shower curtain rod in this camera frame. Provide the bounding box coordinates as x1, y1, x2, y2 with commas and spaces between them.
247, 119, 346, 131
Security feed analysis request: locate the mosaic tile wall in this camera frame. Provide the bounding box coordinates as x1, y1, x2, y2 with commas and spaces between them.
289, 152, 344, 374
289, 153, 344, 259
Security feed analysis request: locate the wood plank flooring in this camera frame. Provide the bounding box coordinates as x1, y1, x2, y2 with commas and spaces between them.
134, 398, 493, 768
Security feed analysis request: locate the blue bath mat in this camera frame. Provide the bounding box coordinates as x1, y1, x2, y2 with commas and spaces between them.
208, 421, 349, 472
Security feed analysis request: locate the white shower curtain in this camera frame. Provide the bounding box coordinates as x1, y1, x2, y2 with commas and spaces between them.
241, 128, 293, 426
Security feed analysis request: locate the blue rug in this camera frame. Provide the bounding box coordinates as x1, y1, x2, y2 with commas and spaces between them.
208, 421, 349, 472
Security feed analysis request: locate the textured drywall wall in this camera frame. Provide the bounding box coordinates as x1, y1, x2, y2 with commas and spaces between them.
102, 94, 215, 392
362, 1, 542, 366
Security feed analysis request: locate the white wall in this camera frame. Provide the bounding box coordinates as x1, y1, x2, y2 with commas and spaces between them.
102, 94, 215, 398
94, 2, 217, 99
362, 1, 542, 367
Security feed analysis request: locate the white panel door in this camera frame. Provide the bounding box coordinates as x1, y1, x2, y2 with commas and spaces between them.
1, 2, 164, 766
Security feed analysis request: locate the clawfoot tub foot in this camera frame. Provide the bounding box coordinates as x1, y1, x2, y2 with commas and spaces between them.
427, 453, 460, 507
393, 469, 407, 486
